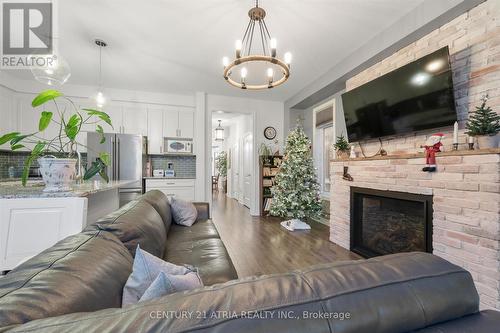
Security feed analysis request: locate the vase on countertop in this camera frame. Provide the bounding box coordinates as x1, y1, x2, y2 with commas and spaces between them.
476, 134, 499, 149
38, 156, 77, 192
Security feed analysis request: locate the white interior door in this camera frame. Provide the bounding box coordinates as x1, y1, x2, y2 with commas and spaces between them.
242, 133, 253, 208
232, 143, 240, 199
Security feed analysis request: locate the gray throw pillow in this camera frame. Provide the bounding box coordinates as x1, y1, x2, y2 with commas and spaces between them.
170, 197, 198, 226
139, 270, 203, 303
122, 245, 202, 307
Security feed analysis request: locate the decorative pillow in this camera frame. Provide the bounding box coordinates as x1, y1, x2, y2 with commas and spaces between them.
139, 270, 203, 303
122, 245, 202, 307
170, 197, 198, 226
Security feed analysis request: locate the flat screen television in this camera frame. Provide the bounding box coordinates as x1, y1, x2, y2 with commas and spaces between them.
342, 46, 457, 142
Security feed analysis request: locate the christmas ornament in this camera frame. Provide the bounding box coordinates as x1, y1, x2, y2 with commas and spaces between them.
421, 133, 444, 172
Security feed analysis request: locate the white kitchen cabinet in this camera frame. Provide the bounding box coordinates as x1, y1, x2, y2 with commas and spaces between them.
103, 105, 124, 134
0, 197, 87, 271
122, 106, 148, 136
0, 88, 15, 144
145, 178, 195, 201
162, 107, 194, 139
162, 109, 179, 138
147, 108, 164, 154
178, 110, 194, 139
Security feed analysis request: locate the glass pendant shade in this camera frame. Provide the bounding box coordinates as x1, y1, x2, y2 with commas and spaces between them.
31, 55, 71, 86
215, 120, 224, 141
94, 90, 107, 109
91, 39, 108, 109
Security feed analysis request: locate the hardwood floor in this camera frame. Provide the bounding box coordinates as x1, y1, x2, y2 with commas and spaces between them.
211, 192, 361, 278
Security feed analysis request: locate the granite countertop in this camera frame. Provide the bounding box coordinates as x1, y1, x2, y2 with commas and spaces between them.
0, 180, 136, 199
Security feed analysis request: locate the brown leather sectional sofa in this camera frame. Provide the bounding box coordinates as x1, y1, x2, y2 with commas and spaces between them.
0, 190, 499, 332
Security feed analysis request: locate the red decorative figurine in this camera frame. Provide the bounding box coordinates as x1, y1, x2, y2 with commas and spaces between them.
421, 133, 444, 172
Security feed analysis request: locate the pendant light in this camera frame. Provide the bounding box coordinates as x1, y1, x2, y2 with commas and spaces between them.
215, 120, 225, 141
92, 39, 107, 109
31, 54, 71, 86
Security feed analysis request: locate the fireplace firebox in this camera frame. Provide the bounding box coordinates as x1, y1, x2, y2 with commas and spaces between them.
350, 187, 433, 258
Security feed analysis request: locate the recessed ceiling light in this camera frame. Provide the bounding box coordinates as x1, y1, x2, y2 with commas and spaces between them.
216, 110, 225, 114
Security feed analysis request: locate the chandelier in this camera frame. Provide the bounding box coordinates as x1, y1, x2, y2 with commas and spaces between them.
222, 0, 292, 90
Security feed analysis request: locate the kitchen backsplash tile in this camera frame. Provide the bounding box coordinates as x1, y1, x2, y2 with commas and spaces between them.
150, 155, 196, 178
0, 150, 87, 179
1, 150, 196, 180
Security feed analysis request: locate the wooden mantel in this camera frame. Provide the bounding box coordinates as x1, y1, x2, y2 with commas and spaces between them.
331, 148, 500, 162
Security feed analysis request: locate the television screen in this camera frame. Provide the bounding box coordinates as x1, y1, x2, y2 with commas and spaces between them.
341, 47, 457, 142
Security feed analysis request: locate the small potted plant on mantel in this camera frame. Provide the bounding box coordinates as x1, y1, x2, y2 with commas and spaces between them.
334, 134, 350, 160
0, 90, 112, 192
466, 95, 500, 149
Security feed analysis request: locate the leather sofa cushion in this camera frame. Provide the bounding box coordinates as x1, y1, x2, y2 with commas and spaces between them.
0, 231, 132, 330
5, 272, 329, 333
414, 310, 500, 332
96, 200, 167, 258
167, 219, 220, 243
140, 190, 173, 233
164, 238, 238, 286
301, 252, 479, 333
3, 253, 487, 333
192, 202, 210, 220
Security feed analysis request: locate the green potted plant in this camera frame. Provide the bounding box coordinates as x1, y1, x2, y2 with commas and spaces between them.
258, 143, 272, 165
0, 89, 112, 191
215, 151, 228, 192
466, 95, 500, 149
333, 133, 350, 159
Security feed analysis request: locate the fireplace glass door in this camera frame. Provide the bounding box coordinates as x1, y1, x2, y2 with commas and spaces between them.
351, 187, 433, 258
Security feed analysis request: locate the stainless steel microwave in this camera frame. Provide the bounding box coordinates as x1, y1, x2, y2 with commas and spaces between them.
164, 138, 193, 154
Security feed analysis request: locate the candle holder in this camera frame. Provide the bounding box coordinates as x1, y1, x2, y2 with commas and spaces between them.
453, 143, 459, 151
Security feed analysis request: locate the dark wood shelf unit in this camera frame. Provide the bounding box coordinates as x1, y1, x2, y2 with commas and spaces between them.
259, 155, 283, 216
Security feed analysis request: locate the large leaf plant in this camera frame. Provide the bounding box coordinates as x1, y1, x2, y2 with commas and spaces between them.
0, 90, 113, 186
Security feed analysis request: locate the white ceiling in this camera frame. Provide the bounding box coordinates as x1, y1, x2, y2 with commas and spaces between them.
7, 0, 426, 101
211, 111, 244, 128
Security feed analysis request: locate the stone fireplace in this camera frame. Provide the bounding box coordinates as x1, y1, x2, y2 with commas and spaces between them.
328, 0, 500, 309
350, 187, 433, 258
330, 151, 500, 310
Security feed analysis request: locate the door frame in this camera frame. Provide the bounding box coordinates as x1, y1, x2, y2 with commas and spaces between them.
206, 110, 258, 215
241, 131, 253, 208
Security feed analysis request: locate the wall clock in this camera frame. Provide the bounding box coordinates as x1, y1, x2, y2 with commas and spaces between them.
264, 126, 277, 140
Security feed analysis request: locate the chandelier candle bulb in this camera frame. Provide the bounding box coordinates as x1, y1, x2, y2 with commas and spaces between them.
222, 57, 229, 67
235, 40, 242, 58
270, 38, 277, 57
284, 52, 292, 65
241, 67, 248, 79
267, 68, 274, 78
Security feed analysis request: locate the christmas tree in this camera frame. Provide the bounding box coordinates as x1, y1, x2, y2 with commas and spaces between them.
466, 96, 500, 136
270, 126, 322, 221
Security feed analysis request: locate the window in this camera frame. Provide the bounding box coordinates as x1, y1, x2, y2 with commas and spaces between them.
317, 123, 333, 193
314, 102, 334, 195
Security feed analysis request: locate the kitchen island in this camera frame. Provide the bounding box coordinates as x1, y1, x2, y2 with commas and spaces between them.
0, 179, 136, 272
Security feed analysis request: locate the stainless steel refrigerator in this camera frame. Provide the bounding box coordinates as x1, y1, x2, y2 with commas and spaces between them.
87, 132, 147, 206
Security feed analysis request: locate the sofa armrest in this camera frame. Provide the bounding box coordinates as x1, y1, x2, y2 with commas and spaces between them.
193, 202, 210, 220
